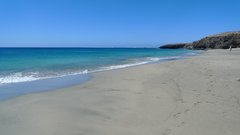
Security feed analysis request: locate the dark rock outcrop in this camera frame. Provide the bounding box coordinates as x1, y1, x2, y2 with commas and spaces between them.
159, 43, 187, 49
160, 31, 240, 50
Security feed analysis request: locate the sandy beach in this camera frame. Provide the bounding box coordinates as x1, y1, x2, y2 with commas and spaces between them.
0, 49, 240, 135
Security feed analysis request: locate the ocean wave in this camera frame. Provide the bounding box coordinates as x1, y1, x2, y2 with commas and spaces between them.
0, 70, 89, 85
0, 72, 40, 84
184, 52, 199, 56
92, 56, 183, 72
146, 56, 182, 61
0, 55, 192, 85
92, 61, 150, 72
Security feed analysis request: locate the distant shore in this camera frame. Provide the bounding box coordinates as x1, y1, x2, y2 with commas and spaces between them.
0, 49, 240, 135
160, 31, 240, 49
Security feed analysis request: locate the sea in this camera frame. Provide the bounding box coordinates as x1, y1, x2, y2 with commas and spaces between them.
0, 48, 198, 100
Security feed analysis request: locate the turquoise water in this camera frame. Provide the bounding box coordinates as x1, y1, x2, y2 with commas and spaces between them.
0, 48, 197, 100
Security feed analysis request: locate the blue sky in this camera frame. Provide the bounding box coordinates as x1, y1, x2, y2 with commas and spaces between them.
0, 0, 239, 47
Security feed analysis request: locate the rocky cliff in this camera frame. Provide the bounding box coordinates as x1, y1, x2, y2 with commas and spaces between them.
160, 31, 240, 50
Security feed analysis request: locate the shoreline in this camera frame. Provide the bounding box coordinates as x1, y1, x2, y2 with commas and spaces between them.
0, 50, 199, 101
0, 48, 194, 85
0, 49, 239, 135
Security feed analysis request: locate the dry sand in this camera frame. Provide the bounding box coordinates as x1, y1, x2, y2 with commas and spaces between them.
0, 49, 240, 135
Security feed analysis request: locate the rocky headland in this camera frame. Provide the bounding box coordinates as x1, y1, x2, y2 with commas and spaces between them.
160, 31, 240, 50
158, 43, 187, 49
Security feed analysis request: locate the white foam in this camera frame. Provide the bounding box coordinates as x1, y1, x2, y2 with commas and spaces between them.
92, 56, 182, 73
146, 56, 181, 61
69, 69, 89, 75
0, 72, 40, 84
93, 61, 149, 72
189, 52, 201, 56
0, 55, 189, 85
0, 70, 89, 85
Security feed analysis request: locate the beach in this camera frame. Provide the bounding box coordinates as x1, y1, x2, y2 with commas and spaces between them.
0, 49, 239, 135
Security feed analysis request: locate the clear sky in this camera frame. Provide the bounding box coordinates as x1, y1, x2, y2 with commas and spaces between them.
0, 0, 239, 47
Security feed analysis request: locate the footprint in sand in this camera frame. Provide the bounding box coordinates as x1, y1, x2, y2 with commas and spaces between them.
195, 93, 201, 97
177, 121, 185, 127
173, 112, 182, 118
205, 101, 215, 104
194, 101, 201, 106
107, 88, 121, 92
222, 112, 227, 118
162, 128, 171, 135
184, 108, 190, 113
206, 89, 212, 92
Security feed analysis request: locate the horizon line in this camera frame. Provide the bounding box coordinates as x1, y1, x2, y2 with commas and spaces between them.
0, 46, 160, 49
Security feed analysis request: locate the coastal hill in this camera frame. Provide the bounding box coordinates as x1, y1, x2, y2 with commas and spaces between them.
160, 31, 240, 49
